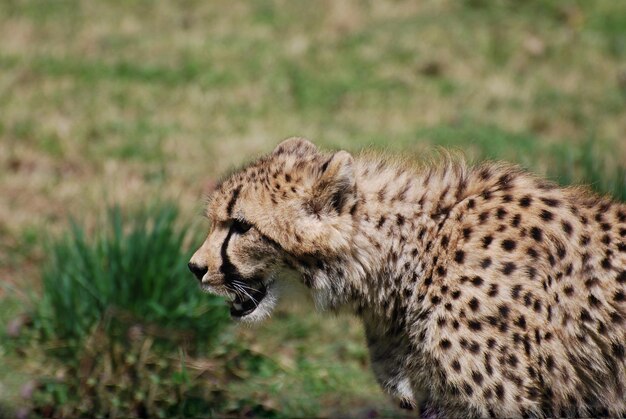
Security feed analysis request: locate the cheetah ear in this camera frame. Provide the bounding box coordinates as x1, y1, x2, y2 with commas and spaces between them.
310, 150, 356, 215
273, 137, 318, 156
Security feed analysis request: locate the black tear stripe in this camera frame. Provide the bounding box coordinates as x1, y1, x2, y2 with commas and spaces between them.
220, 225, 285, 286
226, 186, 241, 217
220, 228, 240, 280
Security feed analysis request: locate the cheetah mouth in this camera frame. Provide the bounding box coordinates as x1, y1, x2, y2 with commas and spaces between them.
227, 282, 268, 318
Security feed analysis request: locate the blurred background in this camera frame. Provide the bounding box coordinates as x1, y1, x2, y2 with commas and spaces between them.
1, 0, 625, 417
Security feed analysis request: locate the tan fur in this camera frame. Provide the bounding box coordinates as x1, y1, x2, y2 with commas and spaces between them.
190, 138, 626, 417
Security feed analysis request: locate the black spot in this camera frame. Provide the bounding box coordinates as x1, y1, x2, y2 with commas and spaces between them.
430, 295, 441, 305
440, 339, 452, 350
488, 283, 498, 297
502, 262, 517, 275
541, 197, 561, 207
502, 194, 513, 203
396, 214, 405, 226
511, 284, 522, 300
515, 315, 527, 330
451, 290, 461, 299
496, 207, 508, 220
561, 221, 573, 236
511, 214, 522, 228
530, 226, 543, 242
495, 384, 505, 400
452, 360, 461, 372
617, 270, 626, 283
612, 343, 625, 359
471, 276, 484, 287
580, 235, 591, 246
580, 309, 592, 323
469, 341, 480, 353
546, 355, 555, 371
611, 312, 623, 324
527, 247, 539, 259
540, 209, 554, 222
508, 354, 519, 367
469, 297, 480, 312
463, 227, 473, 240
482, 235, 493, 249
519, 195, 532, 207
588, 294, 601, 307
437, 266, 447, 277
498, 173, 514, 189
481, 257, 492, 269
601, 257, 612, 270
463, 382, 474, 396
479, 167, 491, 180
600, 222, 611, 232
614, 290, 625, 302
377, 216, 386, 229
472, 371, 484, 386
468, 320, 482, 331
564, 286, 574, 296
523, 293, 532, 307
479, 211, 490, 223
556, 243, 567, 259
501, 239, 517, 251
454, 250, 466, 264
498, 304, 510, 318
467, 199, 476, 209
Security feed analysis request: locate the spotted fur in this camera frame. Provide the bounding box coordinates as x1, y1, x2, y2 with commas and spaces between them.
190, 138, 626, 417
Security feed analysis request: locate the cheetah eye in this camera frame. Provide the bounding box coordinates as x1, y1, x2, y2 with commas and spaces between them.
232, 219, 252, 235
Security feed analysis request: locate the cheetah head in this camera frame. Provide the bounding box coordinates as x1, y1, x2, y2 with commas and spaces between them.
189, 138, 358, 322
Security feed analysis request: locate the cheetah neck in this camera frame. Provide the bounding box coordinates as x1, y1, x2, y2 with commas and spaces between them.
306, 157, 480, 317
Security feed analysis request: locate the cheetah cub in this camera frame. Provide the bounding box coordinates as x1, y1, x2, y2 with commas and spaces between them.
189, 138, 626, 418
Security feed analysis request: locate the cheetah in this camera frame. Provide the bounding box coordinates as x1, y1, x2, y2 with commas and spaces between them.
189, 138, 626, 417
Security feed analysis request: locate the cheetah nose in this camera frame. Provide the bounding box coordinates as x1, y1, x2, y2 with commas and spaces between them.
188, 262, 208, 282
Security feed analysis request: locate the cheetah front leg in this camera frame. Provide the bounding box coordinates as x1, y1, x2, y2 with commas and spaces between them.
363, 322, 418, 410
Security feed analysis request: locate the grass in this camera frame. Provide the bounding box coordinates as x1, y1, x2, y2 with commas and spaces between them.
33, 204, 228, 350
0, 0, 625, 417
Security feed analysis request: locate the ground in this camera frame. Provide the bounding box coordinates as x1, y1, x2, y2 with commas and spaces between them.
0, 0, 625, 416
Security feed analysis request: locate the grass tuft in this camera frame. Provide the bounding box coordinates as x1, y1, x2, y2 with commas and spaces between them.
32, 203, 228, 351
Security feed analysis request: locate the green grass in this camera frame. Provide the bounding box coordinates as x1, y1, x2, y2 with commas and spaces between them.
0, 0, 625, 417
32, 204, 228, 350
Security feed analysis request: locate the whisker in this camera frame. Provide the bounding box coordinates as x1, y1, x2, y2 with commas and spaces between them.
231, 281, 261, 293
231, 284, 259, 307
